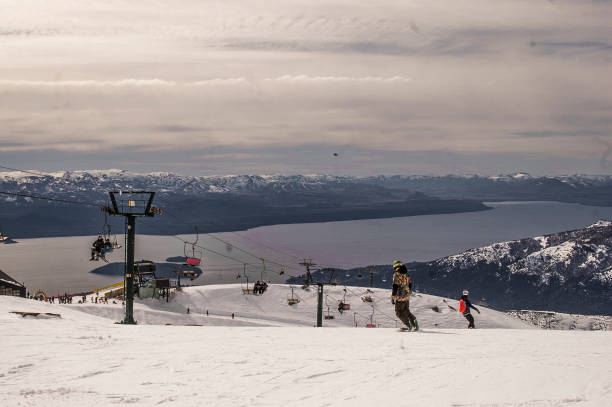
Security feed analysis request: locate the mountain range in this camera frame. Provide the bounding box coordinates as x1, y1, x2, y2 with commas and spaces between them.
2, 170, 612, 238
288, 221, 612, 315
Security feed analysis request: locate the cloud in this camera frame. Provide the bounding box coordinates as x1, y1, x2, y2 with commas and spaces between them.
0, 0, 611, 174
268, 75, 412, 83
0, 79, 246, 87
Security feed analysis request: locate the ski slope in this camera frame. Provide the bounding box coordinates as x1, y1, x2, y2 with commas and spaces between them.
73, 284, 532, 329
3, 285, 612, 406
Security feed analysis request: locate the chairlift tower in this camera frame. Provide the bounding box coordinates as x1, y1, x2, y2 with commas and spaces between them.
299, 258, 316, 285
367, 267, 376, 288
104, 191, 161, 325
316, 283, 323, 327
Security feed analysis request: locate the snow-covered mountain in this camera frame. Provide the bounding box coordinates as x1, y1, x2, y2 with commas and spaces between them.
291, 222, 612, 316
0, 170, 490, 238
3, 169, 612, 238
414, 220, 612, 314
2, 170, 612, 199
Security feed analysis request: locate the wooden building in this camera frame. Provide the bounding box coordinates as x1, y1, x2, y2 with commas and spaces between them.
0, 270, 26, 298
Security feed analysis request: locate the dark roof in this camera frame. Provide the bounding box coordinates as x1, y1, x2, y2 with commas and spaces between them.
0, 270, 25, 288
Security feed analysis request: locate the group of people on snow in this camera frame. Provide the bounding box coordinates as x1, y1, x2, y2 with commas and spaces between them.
391, 260, 480, 330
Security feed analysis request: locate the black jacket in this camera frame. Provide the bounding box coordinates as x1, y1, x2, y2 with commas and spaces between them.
460, 295, 479, 315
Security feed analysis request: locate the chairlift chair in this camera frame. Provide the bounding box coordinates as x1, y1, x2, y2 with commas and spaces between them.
338, 287, 351, 311
287, 286, 300, 305
324, 295, 335, 319
338, 302, 351, 311
366, 306, 376, 327
184, 226, 203, 266
101, 210, 121, 253
240, 265, 256, 295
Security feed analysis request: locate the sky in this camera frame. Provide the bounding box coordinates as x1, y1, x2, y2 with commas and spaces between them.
0, 0, 611, 176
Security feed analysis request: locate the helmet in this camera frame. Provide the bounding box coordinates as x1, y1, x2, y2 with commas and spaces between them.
392, 260, 403, 269
462, 290, 469, 296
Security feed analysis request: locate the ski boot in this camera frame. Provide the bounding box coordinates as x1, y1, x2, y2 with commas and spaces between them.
399, 322, 413, 332
412, 320, 419, 331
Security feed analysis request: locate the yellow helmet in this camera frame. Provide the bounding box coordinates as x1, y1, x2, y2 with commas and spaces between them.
392, 260, 403, 269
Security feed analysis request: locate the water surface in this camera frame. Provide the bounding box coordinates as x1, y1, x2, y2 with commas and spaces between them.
4, 201, 611, 294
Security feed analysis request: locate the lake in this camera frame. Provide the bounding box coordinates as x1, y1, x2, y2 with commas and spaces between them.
3, 201, 612, 295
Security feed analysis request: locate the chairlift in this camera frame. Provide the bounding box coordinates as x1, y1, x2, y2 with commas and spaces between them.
324, 295, 335, 319
102, 210, 121, 252
366, 305, 376, 328
287, 286, 300, 305
240, 264, 256, 295
338, 301, 351, 312
338, 287, 351, 312
184, 226, 203, 266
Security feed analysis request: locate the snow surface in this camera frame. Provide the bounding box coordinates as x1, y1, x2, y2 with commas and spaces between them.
72, 284, 534, 330
2, 287, 611, 407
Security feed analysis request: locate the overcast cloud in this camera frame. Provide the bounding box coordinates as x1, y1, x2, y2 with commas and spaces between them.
0, 0, 611, 175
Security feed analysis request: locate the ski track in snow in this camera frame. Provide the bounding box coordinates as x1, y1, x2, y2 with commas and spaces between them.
1, 285, 611, 406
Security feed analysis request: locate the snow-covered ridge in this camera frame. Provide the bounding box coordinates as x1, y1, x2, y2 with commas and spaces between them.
419, 221, 612, 315
3, 169, 612, 197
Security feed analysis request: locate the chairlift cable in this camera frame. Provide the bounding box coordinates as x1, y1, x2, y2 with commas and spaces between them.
160, 208, 303, 273
0, 190, 103, 208
137, 222, 259, 266
230, 231, 303, 261
0, 165, 52, 177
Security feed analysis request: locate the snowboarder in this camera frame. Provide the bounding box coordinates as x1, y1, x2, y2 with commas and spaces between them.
459, 290, 480, 329
391, 260, 419, 331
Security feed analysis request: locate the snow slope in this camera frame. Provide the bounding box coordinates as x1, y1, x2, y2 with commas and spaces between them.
2, 293, 611, 407
71, 284, 532, 329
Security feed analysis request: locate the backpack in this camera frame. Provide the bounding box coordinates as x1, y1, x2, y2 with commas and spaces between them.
459, 299, 466, 313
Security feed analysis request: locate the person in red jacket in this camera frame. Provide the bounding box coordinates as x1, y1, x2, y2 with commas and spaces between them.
459, 290, 480, 329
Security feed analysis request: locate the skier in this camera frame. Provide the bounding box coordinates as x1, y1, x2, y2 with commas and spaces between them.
459, 290, 480, 328
391, 260, 419, 331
